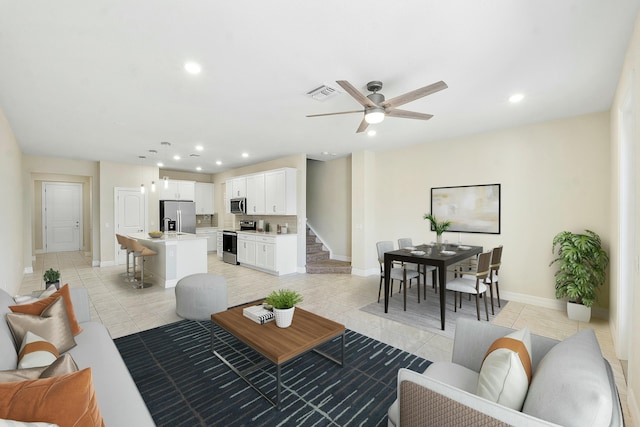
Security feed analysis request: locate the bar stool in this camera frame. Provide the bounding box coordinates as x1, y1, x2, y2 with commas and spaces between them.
116, 234, 136, 282
129, 239, 157, 289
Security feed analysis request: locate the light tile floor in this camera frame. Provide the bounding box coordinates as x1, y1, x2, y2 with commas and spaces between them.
19, 251, 630, 423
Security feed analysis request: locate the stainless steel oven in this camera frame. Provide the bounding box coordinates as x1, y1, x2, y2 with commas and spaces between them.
222, 220, 256, 265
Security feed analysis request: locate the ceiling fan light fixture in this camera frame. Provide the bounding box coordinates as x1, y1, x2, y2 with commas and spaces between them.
365, 108, 385, 124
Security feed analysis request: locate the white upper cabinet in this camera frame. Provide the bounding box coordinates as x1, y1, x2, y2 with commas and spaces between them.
194, 182, 215, 214
158, 180, 195, 201
231, 177, 246, 198
246, 173, 265, 215
265, 168, 297, 215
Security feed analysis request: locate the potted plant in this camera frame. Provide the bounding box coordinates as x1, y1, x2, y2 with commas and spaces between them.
423, 213, 452, 246
264, 289, 303, 328
43, 268, 61, 290
549, 230, 609, 322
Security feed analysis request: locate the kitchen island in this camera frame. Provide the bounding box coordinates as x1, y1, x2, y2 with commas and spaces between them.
128, 232, 208, 288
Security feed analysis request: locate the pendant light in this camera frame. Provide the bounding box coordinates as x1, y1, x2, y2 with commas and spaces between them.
139, 155, 146, 194
148, 149, 158, 192
160, 142, 171, 189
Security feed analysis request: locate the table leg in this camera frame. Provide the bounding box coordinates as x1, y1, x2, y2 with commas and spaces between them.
438, 265, 447, 330
276, 364, 282, 410
384, 256, 391, 313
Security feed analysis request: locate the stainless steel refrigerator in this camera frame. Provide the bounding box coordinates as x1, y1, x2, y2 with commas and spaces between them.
159, 201, 196, 234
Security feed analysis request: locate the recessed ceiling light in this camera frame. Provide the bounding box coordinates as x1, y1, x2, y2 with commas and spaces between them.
184, 62, 201, 74
196, 166, 202, 171
195, 145, 203, 151
157, 162, 164, 167
509, 93, 524, 103
321, 151, 329, 155
216, 160, 222, 165
367, 130, 377, 137
242, 152, 249, 158
173, 155, 181, 160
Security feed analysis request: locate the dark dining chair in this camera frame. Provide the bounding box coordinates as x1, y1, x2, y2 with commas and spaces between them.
445, 250, 492, 321
376, 241, 420, 310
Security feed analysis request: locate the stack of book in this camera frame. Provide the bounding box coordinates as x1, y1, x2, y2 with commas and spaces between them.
243, 305, 275, 324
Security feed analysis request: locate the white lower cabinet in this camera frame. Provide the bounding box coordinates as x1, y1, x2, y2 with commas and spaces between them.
195, 228, 218, 252
236, 232, 297, 275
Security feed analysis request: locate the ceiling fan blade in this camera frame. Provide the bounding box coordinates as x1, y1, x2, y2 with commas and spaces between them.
306, 109, 363, 118
336, 80, 378, 108
356, 117, 369, 133
382, 81, 448, 109
386, 109, 434, 120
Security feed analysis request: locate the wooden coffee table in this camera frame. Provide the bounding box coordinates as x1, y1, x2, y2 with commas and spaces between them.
210, 302, 345, 409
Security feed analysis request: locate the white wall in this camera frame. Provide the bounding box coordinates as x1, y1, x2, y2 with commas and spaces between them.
307, 157, 352, 260
0, 108, 24, 294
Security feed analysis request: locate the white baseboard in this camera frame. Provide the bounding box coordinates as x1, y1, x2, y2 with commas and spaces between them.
100, 261, 114, 267
331, 254, 352, 262
500, 291, 609, 319
351, 267, 378, 277
23, 266, 33, 274
92, 260, 100, 267
628, 387, 639, 427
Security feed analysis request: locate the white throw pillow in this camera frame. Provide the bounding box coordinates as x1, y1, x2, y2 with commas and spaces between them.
17, 331, 59, 369
0, 420, 59, 427
477, 327, 532, 410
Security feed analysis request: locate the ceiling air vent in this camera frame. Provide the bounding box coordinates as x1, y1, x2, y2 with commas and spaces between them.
306, 83, 340, 101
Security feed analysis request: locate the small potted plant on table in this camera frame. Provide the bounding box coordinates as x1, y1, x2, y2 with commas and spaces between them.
424, 213, 451, 247
549, 229, 609, 322
43, 268, 61, 290
265, 289, 303, 328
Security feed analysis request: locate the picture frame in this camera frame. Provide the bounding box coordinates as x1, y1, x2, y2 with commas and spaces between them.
430, 184, 501, 234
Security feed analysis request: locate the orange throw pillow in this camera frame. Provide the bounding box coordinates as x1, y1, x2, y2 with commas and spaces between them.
9, 284, 83, 336
0, 368, 104, 427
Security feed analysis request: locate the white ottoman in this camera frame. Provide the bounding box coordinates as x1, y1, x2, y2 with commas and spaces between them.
175, 273, 228, 320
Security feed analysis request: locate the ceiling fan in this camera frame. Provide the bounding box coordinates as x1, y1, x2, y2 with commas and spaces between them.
306, 80, 448, 133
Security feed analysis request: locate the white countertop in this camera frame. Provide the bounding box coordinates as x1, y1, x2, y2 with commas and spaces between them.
129, 232, 206, 242
236, 230, 296, 237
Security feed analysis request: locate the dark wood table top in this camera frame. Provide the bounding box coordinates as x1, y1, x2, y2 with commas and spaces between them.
211, 302, 345, 365
385, 244, 483, 266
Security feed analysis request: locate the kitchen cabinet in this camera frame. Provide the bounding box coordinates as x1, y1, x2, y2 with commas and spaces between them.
227, 177, 246, 198
246, 173, 265, 215
194, 182, 215, 214
255, 236, 276, 271
195, 227, 218, 252
158, 180, 195, 201
217, 232, 223, 258
265, 168, 297, 215
237, 234, 256, 265
236, 232, 297, 275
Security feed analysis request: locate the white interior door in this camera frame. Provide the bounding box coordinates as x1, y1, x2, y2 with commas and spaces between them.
43, 183, 82, 253
115, 188, 147, 265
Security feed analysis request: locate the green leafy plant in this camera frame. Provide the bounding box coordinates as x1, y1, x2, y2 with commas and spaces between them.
265, 289, 303, 309
423, 213, 451, 235
43, 268, 61, 283
549, 230, 609, 307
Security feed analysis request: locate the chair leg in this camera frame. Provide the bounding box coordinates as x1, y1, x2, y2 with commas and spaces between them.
378, 276, 382, 303
453, 291, 458, 312
483, 291, 489, 321
489, 282, 495, 315
403, 269, 407, 311
496, 280, 501, 307
417, 272, 421, 304
475, 294, 481, 321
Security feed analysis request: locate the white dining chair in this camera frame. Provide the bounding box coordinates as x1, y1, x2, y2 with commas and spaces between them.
377, 241, 420, 310
461, 245, 503, 314
446, 250, 492, 321
397, 237, 438, 298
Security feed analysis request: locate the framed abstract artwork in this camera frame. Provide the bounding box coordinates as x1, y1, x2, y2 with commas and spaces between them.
430, 184, 501, 234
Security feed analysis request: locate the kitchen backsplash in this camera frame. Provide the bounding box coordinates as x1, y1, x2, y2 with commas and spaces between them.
196, 213, 218, 227
225, 215, 298, 234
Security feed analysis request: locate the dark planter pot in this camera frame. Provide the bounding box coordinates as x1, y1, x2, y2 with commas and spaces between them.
46, 281, 60, 290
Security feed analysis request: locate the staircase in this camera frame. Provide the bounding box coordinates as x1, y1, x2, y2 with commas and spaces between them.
305, 227, 352, 274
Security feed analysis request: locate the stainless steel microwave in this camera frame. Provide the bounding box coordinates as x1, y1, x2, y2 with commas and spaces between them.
230, 197, 246, 215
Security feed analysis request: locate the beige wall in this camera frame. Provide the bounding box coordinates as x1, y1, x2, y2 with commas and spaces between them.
98, 161, 159, 265
0, 108, 24, 294
213, 154, 307, 269
351, 150, 377, 275
610, 11, 640, 423
160, 169, 213, 183
22, 155, 100, 267
307, 157, 352, 260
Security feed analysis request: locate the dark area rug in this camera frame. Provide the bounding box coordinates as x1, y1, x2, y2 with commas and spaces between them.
114, 319, 431, 427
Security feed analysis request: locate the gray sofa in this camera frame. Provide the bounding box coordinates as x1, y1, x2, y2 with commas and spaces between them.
0, 287, 155, 426
388, 318, 623, 427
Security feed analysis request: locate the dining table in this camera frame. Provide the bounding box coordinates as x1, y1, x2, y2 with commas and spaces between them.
384, 243, 483, 330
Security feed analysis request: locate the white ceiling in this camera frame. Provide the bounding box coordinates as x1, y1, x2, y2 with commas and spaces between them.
1, 1, 638, 174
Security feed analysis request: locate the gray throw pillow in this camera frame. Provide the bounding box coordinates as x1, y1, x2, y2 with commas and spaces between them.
6, 297, 76, 354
